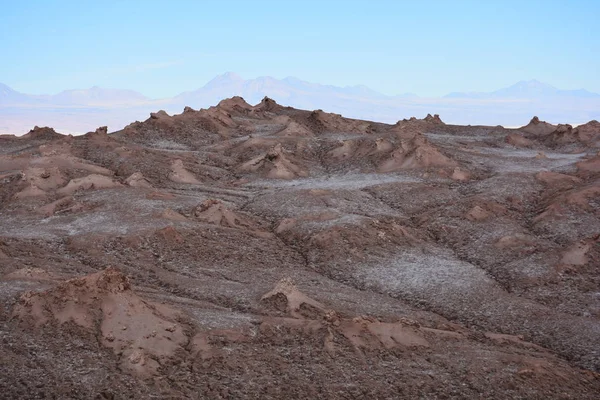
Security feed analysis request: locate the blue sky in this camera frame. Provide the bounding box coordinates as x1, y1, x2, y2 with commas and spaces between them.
1, 0, 598, 97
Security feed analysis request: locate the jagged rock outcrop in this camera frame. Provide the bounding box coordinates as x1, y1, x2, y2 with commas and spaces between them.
150, 110, 170, 120
379, 133, 458, 172
424, 113, 444, 124
13, 268, 188, 378
520, 116, 557, 136
238, 143, 308, 179
193, 199, 254, 228
21, 126, 65, 141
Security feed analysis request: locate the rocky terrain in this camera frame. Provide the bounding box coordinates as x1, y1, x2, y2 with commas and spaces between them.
0, 97, 599, 399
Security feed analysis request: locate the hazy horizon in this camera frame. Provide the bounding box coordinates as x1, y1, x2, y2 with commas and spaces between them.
2, 72, 599, 135
3, 73, 600, 100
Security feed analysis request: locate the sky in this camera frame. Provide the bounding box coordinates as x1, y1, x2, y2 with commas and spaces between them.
1, 0, 599, 98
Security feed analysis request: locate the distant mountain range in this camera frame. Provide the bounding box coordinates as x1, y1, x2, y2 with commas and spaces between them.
445, 79, 600, 99
1, 75, 599, 134
0, 83, 150, 106
0, 73, 416, 108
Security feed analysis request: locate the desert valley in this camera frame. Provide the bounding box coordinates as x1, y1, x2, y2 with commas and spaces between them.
0, 96, 599, 398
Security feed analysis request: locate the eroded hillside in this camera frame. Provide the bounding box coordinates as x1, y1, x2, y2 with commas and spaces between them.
1, 97, 599, 399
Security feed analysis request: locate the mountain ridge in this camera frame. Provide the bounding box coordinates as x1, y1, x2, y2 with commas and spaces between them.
4, 76, 599, 104
445, 79, 600, 99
